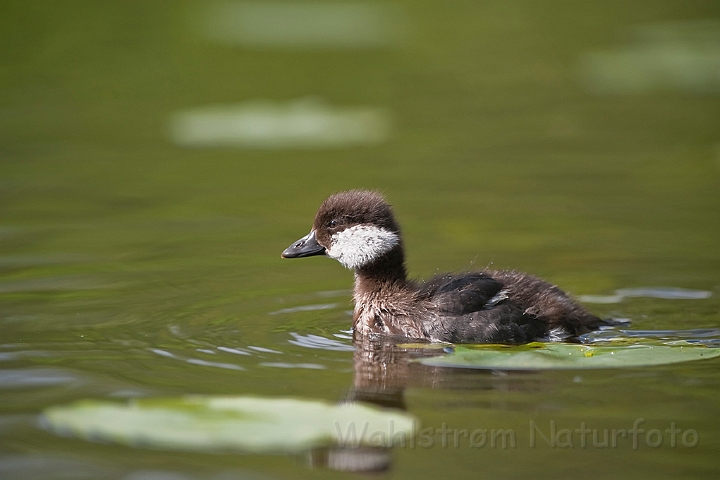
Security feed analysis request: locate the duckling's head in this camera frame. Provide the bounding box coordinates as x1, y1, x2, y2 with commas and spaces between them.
281, 190, 402, 270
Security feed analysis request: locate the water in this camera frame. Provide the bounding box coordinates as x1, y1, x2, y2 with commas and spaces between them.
1, 1, 719, 479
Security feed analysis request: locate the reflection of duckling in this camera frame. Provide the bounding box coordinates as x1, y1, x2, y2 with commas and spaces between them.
283, 190, 607, 344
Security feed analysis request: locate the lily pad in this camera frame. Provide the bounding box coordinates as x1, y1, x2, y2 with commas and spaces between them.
42, 396, 416, 453
417, 343, 720, 370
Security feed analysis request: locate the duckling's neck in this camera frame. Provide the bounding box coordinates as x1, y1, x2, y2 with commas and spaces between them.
353, 245, 408, 294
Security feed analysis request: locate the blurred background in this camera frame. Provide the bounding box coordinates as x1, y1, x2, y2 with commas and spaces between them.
1, 1, 720, 479
2, 1, 719, 291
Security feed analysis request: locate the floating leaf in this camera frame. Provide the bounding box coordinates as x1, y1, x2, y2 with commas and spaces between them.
417, 344, 720, 370
42, 396, 416, 453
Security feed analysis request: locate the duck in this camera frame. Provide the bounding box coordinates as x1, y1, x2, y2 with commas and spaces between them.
281, 190, 608, 344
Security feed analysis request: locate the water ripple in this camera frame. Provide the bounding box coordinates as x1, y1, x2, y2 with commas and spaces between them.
258, 362, 326, 370
288, 332, 355, 352
216, 346, 252, 356
268, 303, 339, 315
0, 368, 83, 388
185, 359, 245, 371
579, 286, 712, 304
582, 328, 720, 347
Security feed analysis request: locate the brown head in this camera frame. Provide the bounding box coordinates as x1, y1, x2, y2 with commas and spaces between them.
281, 190, 404, 271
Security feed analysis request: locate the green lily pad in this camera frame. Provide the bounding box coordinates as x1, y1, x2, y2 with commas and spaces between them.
417, 343, 720, 370
42, 396, 416, 453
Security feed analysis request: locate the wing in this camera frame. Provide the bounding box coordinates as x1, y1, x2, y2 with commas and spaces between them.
418, 272, 505, 315
422, 303, 548, 344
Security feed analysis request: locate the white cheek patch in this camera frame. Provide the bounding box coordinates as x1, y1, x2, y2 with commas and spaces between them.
326, 225, 399, 269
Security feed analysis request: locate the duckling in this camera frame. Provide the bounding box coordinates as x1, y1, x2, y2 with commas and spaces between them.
282, 190, 606, 344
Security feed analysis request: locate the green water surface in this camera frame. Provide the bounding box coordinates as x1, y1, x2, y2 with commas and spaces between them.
1, 1, 719, 479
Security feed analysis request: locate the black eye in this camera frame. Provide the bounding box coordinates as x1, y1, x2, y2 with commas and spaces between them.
329, 219, 338, 228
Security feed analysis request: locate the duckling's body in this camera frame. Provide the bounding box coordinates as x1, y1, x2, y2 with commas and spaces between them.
282, 190, 605, 344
